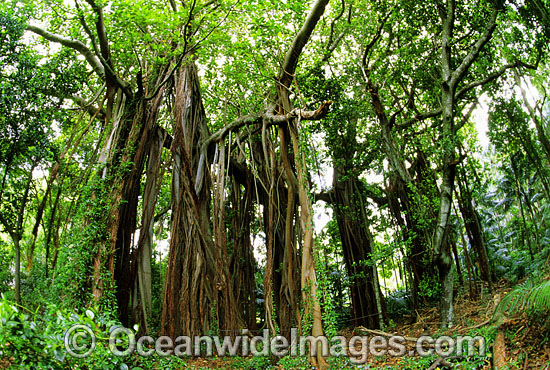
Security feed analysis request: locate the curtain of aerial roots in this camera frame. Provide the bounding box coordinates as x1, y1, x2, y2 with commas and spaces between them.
333, 169, 385, 329
115, 90, 167, 326
386, 151, 437, 312
277, 127, 301, 337
132, 123, 168, 334
257, 127, 279, 335
228, 159, 256, 331
91, 88, 157, 325
289, 120, 327, 369
211, 138, 245, 336
252, 127, 301, 337
91, 88, 127, 301
162, 62, 242, 338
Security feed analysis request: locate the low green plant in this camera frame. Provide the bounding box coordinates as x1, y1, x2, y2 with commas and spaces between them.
0, 297, 64, 369
227, 355, 271, 369
0, 296, 130, 369
494, 276, 550, 327
276, 354, 312, 369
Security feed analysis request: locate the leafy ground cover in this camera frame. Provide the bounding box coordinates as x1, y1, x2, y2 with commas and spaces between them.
1, 278, 549, 369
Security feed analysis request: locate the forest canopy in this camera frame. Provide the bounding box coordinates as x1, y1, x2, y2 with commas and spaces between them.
0, 0, 549, 368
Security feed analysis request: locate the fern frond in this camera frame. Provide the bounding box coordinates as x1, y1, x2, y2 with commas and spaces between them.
525, 279, 550, 315
494, 279, 550, 319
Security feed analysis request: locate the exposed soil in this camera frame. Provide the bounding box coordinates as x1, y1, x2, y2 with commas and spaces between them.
182, 279, 550, 369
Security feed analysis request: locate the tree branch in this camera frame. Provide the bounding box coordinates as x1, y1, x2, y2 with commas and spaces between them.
396, 108, 443, 130
455, 99, 479, 131
84, 0, 110, 62
70, 95, 107, 120
26, 25, 105, 77
451, 6, 498, 87
327, 0, 346, 51
314, 187, 388, 206
279, 0, 330, 88
456, 61, 530, 99
203, 101, 332, 149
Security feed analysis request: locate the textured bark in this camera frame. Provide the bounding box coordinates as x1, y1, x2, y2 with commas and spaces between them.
457, 170, 492, 285
493, 328, 507, 369
289, 121, 328, 369
161, 62, 243, 337
275, 5, 329, 363
251, 133, 300, 337
228, 173, 257, 331
211, 142, 245, 337
162, 63, 215, 337
332, 169, 386, 329
277, 126, 301, 337
132, 125, 167, 334
89, 82, 166, 325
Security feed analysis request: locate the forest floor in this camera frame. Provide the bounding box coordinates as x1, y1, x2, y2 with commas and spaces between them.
181, 279, 550, 369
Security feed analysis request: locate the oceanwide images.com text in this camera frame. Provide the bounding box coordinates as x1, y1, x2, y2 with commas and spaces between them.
65, 325, 486, 363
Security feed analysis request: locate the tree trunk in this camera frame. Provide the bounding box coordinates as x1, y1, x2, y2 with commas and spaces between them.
434, 49, 456, 328
132, 125, 167, 334
289, 120, 328, 369
332, 170, 385, 329
162, 61, 243, 337
457, 170, 492, 286
14, 234, 21, 304
161, 62, 216, 337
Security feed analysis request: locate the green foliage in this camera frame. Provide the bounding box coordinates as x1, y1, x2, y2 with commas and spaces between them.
315, 240, 339, 339
495, 276, 550, 327
0, 296, 194, 369
0, 242, 12, 295
0, 303, 63, 369
385, 289, 412, 320
276, 354, 311, 369
226, 355, 271, 369
418, 273, 441, 301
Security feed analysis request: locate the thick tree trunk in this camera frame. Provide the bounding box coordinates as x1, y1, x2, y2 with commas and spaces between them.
162, 62, 243, 337
132, 125, 167, 334
457, 170, 492, 286
433, 164, 455, 329
162, 62, 216, 337
91, 83, 166, 325
434, 32, 456, 327
332, 170, 385, 329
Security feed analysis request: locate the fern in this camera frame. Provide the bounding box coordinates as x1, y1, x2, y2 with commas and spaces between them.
526, 279, 550, 315
495, 278, 550, 319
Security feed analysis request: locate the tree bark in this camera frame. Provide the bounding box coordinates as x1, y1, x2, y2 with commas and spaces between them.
289, 120, 328, 369
332, 169, 386, 329
162, 62, 216, 337
457, 170, 492, 286
132, 125, 167, 334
